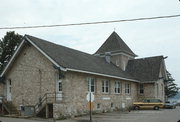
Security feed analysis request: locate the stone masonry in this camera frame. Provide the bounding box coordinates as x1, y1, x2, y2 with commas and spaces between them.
53, 71, 138, 118
4, 44, 57, 108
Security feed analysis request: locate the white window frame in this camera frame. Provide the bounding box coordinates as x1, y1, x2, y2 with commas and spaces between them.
7, 79, 12, 101
115, 81, 121, 94
88, 77, 95, 92
125, 83, 131, 94
102, 80, 109, 93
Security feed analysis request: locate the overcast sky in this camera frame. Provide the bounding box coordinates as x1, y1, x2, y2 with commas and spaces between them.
0, 0, 180, 86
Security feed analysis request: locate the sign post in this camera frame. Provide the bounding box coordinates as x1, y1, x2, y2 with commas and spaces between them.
86, 92, 94, 122
90, 92, 92, 122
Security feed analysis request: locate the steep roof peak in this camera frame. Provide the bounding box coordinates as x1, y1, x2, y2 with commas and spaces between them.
95, 32, 136, 56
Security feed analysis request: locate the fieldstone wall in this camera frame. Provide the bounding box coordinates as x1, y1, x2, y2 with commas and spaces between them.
137, 83, 155, 101
53, 71, 138, 119
155, 79, 165, 102
5, 44, 56, 108
137, 81, 165, 102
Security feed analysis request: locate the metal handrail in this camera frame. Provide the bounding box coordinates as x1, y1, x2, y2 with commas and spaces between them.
34, 92, 63, 114
1, 97, 10, 114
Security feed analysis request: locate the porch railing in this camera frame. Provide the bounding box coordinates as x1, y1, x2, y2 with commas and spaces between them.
1, 96, 10, 114
34, 92, 63, 114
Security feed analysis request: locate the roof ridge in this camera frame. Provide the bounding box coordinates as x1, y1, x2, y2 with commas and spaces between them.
95, 32, 136, 56
25, 34, 94, 56
130, 55, 164, 61
126, 55, 164, 82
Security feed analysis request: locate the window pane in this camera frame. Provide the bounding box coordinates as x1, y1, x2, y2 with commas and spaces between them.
91, 86, 94, 92
59, 82, 62, 91
91, 80, 94, 86
102, 81, 104, 92
106, 87, 108, 92
88, 80, 90, 92
140, 89, 144, 94
106, 81, 108, 87
88, 78, 95, 92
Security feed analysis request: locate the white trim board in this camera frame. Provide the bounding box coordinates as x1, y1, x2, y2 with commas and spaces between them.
25, 36, 66, 72
67, 68, 139, 82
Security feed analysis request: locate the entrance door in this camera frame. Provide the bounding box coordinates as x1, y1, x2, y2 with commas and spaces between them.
56, 79, 62, 101
7, 80, 12, 101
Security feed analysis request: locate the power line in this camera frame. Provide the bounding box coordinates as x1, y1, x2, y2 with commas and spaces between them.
0, 14, 180, 30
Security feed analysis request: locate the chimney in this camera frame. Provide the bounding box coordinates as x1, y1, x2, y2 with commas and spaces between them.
105, 52, 111, 63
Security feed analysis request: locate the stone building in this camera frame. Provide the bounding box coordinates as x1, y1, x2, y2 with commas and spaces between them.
0, 32, 167, 118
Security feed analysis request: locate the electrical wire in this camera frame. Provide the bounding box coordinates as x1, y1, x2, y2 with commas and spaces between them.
0, 14, 180, 30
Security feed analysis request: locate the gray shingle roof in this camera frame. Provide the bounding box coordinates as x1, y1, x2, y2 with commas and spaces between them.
25, 35, 137, 81
95, 32, 136, 56
126, 56, 164, 82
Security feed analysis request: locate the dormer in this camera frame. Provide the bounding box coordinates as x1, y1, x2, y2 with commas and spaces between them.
94, 32, 137, 71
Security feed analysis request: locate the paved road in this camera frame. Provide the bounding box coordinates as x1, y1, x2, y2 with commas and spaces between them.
0, 107, 180, 122
71, 107, 180, 122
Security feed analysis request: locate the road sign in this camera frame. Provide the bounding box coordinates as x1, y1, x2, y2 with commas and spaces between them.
86, 92, 94, 102
87, 102, 94, 110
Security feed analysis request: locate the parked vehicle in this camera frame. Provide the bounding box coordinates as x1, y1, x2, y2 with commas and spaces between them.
164, 101, 176, 109
133, 99, 164, 110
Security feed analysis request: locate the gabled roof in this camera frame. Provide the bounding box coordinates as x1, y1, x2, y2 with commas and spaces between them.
1, 34, 138, 82
126, 56, 164, 82
95, 32, 136, 56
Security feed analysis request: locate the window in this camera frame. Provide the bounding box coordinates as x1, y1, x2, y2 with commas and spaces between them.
97, 103, 101, 109
161, 84, 164, 96
157, 84, 159, 97
88, 77, 95, 92
59, 82, 62, 91
9, 79, 12, 93
102, 80, 109, 93
139, 84, 144, 94
125, 83, 131, 94
115, 81, 121, 93
9, 80, 11, 85
111, 103, 114, 108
